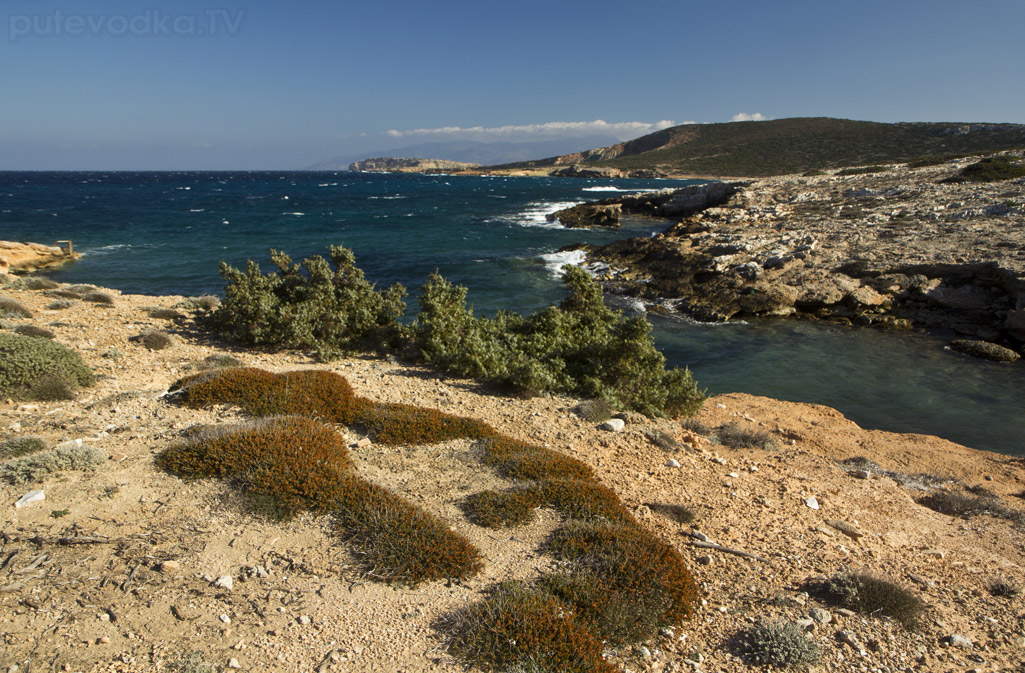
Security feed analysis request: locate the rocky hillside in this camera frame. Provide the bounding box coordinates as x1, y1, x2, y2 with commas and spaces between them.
488, 118, 1025, 177
348, 157, 479, 173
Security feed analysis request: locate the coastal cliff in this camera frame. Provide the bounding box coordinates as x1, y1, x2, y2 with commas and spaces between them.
348, 157, 479, 173
567, 153, 1025, 357
0, 240, 79, 274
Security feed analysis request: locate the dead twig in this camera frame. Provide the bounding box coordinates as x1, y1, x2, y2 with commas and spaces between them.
687, 539, 770, 563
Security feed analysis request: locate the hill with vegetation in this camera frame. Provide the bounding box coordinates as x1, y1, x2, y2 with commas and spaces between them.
488, 117, 1025, 177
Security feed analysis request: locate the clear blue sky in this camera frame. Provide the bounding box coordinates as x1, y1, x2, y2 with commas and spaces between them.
2, 0, 1023, 170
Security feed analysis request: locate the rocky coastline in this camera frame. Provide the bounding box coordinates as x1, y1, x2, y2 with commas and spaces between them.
554, 154, 1025, 360
0, 240, 80, 275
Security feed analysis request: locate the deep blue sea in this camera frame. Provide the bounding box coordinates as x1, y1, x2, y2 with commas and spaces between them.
2, 171, 1023, 456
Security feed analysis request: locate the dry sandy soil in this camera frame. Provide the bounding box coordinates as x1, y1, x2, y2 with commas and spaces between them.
1, 282, 1024, 673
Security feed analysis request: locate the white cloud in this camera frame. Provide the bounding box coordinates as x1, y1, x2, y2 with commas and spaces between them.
731, 113, 767, 122
383, 119, 679, 142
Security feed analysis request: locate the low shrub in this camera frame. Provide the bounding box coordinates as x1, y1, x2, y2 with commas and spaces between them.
446, 581, 616, 673
202, 246, 407, 360
572, 399, 614, 423
358, 401, 496, 446
541, 479, 633, 523
175, 295, 221, 311
644, 428, 684, 452
462, 487, 544, 528
0, 443, 105, 485
545, 521, 698, 634
478, 436, 595, 482
164, 651, 216, 673
0, 332, 95, 398
45, 299, 76, 310
538, 570, 663, 646
13, 277, 59, 290
943, 155, 1025, 183
47, 289, 83, 300
0, 297, 32, 319
678, 417, 712, 435
715, 422, 776, 450
730, 620, 821, 668
810, 571, 925, 629
23, 372, 78, 401
82, 291, 115, 305
837, 165, 889, 176
132, 329, 175, 350
333, 474, 483, 584
987, 576, 1020, 599
198, 353, 244, 369
802, 169, 827, 177
64, 284, 97, 294
0, 436, 48, 459
917, 489, 1001, 518
13, 325, 56, 340
148, 307, 184, 320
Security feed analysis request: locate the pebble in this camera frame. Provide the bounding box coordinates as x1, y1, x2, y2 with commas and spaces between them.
156, 560, 180, 574
809, 608, 832, 624
691, 531, 709, 542
795, 618, 816, 631
805, 496, 820, 510
97, 636, 110, 644
665, 459, 681, 468
601, 418, 626, 432
219, 614, 231, 624
297, 615, 312, 625
355, 437, 372, 448
248, 565, 269, 578
824, 518, 865, 540
14, 490, 45, 509
851, 469, 871, 479
227, 658, 241, 669
946, 634, 973, 648
837, 629, 867, 655
696, 555, 713, 566
214, 575, 234, 590
923, 548, 946, 559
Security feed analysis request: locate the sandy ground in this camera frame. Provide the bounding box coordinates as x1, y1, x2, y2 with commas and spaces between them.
1, 282, 1024, 673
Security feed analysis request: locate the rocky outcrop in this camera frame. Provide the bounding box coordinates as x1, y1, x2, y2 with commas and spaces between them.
547, 182, 745, 228
579, 153, 1025, 355
0, 241, 79, 274
348, 157, 479, 173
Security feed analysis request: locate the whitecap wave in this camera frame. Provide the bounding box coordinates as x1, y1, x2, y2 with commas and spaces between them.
283, 212, 305, 216
581, 186, 640, 192
188, 209, 205, 212
487, 200, 583, 228
539, 249, 589, 276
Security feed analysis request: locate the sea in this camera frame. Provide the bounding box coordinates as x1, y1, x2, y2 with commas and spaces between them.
2, 170, 1023, 457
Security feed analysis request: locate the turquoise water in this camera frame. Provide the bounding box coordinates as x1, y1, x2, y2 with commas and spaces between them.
2, 171, 1022, 455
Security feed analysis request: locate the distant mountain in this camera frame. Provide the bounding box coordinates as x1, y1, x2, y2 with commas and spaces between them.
306, 135, 621, 170
487, 118, 1025, 177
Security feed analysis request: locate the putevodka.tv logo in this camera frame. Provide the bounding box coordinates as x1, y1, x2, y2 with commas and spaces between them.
8, 9, 246, 41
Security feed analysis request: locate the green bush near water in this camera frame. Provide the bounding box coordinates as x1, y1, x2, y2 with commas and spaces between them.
0, 332, 95, 398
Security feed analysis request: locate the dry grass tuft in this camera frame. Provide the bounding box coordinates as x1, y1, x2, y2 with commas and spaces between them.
809, 571, 926, 629
0, 297, 33, 319
13, 325, 56, 340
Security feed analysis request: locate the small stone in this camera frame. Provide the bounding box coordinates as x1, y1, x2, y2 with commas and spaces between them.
233, 640, 246, 651
715, 403, 727, 409
728, 472, 739, 478
638, 645, 652, 658
984, 475, 993, 481
696, 555, 713, 566
665, 459, 681, 468
14, 490, 45, 508
908, 573, 935, 589
601, 418, 626, 432
946, 634, 972, 648
214, 575, 234, 590
923, 548, 946, 559
851, 469, 871, 479
837, 629, 867, 655
691, 531, 709, 542
227, 658, 241, 669
824, 519, 865, 540
297, 615, 312, 625
355, 437, 372, 449
835, 608, 856, 618
809, 608, 832, 624
805, 496, 820, 510
219, 614, 231, 624
156, 560, 180, 574
794, 618, 816, 631
98, 637, 110, 644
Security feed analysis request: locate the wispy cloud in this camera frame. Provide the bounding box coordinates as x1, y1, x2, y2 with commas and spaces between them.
731, 113, 767, 122
383, 119, 679, 141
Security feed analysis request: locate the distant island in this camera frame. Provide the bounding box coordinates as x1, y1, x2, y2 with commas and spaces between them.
347, 157, 479, 173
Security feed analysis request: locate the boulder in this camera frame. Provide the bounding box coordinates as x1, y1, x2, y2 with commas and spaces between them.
0, 241, 79, 274
949, 339, 1020, 362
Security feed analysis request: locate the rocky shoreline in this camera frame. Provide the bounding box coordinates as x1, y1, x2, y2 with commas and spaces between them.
553, 153, 1025, 360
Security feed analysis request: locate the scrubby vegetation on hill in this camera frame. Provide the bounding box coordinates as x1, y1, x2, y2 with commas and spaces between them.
203, 246, 705, 418
0, 332, 95, 399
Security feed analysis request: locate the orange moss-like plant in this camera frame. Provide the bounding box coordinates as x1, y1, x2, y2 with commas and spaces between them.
157, 415, 482, 585
358, 401, 496, 446
478, 436, 595, 481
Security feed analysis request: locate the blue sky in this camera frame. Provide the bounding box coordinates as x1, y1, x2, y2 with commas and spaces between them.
2, 0, 1023, 169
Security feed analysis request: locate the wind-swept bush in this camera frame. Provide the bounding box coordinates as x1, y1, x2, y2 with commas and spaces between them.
809, 571, 926, 629
730, 620, 822, 668
203, 246, 407, 360
0, 332, 95, 398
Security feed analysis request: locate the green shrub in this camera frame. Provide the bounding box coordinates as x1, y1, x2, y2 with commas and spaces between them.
13, 277, 59, 290
646, 502, 696, 524
811, 571, 925, 629
730, 621, 822, 668
198, 353, 244, 369
45, 299, 76, 310
23, 372, 77, 401
715, 422, 776, 450
446, 581, 617, 673
415, 267, 705, 418
643, 428, 684, 452
132, 329, 175, 350
943, 155, 1025, 183
82, 291, 115, 305
0, 332, 95, 397
0, 443, 105, 485
0, 436, 48, 460
203, 246, 407, 360
174, 295, 221, 311
678, 417, 712, 435
164, 651, 216, 673
540, 479, 633, 523
544, 521, 698, 633
0, 297, 32, 318
47, 289, 83, 300
572, 399, 613, 423
13, 325, 56, 340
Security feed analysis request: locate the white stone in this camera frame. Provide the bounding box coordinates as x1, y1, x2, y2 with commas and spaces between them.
14, 490, 45, 508
665, 459, 681, 468
227, 658, 241, 669
601, 418, 625, 432
213, 575, 234, 591
219, 614, 231, 624
805, 496, 820, 510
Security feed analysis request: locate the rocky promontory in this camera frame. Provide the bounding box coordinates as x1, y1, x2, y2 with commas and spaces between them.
0, 240, 80, 275
570, 153, 1025, 355
348, 157, 479, 173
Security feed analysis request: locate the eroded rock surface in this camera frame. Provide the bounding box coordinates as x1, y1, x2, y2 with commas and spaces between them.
0, 241, 80, 274
577, 154, 1025, 353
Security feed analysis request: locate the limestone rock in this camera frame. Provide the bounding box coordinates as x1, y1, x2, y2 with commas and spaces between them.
601, 418, 626, 432
0, 241, 79, 274
949, 340, 1020, 362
